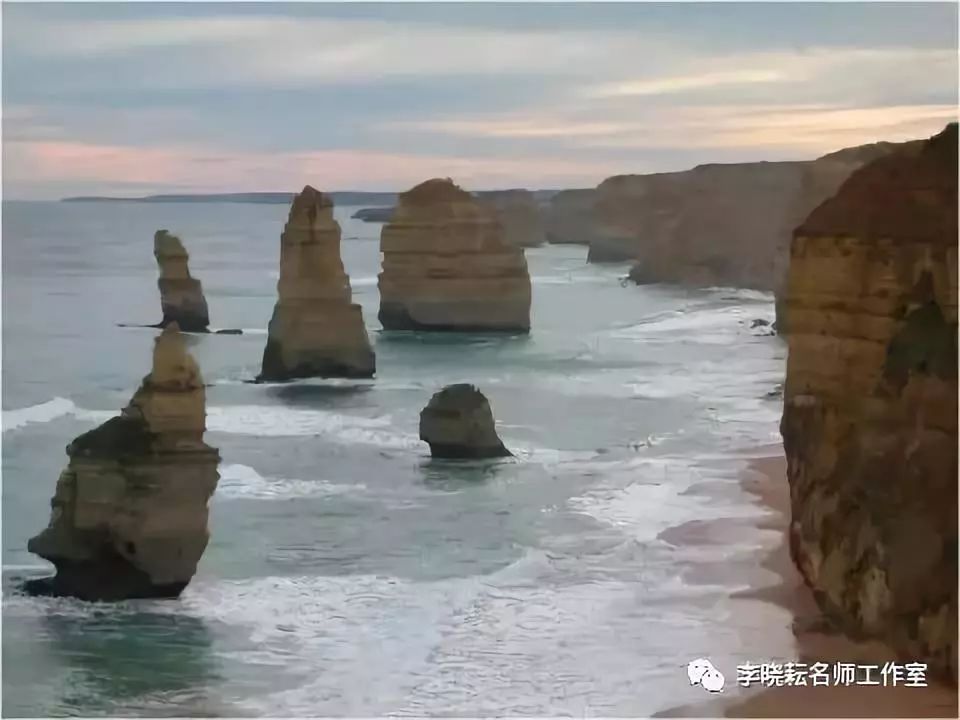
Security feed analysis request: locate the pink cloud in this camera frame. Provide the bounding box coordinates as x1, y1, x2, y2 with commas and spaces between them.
8, 140, 625, 195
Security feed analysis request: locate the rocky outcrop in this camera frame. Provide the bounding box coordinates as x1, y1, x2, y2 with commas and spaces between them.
378, 178, 531, 332
258, 186, 375, 381
154, 230, 210, 332
543, 189, 600, 246
594, 142, 913, 290
420, 384, 511, 459
476, 189, 546, 247
781, 123, 957, 675
26, 324, 220, 601
352, 207, 394, 223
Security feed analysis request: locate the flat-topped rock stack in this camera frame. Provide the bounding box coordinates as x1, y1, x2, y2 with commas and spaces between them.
154, 230, 210, 332
26, 324, 221, 601
476, 189, 546, 248
258, 185, 375, 381
781, 123, 958, 675
378, 178, 531, 332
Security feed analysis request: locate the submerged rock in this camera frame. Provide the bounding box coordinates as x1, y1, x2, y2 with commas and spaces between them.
781, 123, 957, 675
26, 324, 220, 601
420, 384, 511, 459
378, 178, 531, 332
476, 189, 546, 247
258, 186, 375, 381
154, 230, 210, 332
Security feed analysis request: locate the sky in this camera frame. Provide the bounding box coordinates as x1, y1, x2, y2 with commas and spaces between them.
2, 2, 957, 199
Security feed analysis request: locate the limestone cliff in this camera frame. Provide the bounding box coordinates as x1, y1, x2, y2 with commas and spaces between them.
259, 186, 375, 381
154, 230, 210, 332
27, 324, 220, 601
594, 142, 911, 289
476, 189, 546, 247
781, 123, 957, 675
378, 178, 531, 332
543, 189, 600, 246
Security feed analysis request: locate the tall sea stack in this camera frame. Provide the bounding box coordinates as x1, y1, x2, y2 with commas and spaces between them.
258, 186, 375, 381
26, 324, 221, 601
781, 123, 957, 675
378, 178, 531, 332
154, 230, 210, 332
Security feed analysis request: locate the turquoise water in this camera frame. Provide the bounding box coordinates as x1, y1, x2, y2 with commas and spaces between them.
3, 200, 791, 716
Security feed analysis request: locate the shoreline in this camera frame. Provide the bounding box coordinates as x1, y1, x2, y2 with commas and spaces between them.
662, 445, 958, 718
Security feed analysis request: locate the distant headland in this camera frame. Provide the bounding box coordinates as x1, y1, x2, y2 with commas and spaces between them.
60, 189, 564, 205
61, 191, 399, 205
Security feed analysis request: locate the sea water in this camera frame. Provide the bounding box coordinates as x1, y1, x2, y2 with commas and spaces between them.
2, 200, 791, 716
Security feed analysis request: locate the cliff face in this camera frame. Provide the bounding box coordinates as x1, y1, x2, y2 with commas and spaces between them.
378, 178, 531, 332
27, 324, 220, 601
594, 142, 910, 290
154, 230, 210, 332
781, 123, 958, 675
259, 186, 375, 381
476, 189, 546, 247
543, 189, 600, 246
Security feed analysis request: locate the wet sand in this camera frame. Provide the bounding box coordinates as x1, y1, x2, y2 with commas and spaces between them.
660, 446, 958, 718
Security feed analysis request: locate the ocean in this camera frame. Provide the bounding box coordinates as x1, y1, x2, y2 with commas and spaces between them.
3, 199, 791, 716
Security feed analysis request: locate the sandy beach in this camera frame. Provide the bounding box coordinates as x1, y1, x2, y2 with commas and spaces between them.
660, 446, 959, 719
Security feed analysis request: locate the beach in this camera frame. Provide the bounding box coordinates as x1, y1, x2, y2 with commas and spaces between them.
661, 447, 959, 718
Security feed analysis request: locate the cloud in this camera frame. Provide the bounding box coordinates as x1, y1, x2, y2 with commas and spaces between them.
4, 140, 626, 198
3, 4, 956, 197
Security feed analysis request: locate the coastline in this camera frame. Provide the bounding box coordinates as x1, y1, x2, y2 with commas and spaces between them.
662, 446, 959, 718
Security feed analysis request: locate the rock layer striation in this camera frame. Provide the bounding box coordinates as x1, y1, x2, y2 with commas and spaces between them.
378, 179, 531, 332
27, 324, 220, 601
781, 123, 958, 675
154, 230, 210, 332
259, 186, 375, 381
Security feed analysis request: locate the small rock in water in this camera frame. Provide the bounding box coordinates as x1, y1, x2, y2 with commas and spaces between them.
750, 318, 771, 328
419, 383, 511, 459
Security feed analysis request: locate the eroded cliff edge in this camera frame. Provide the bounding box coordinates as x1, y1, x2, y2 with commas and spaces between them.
378, 178, 531, 332
259, 186, 375, 381
595, 141, 914, 307
781, 123, 958, 676
27, 324, 221, 601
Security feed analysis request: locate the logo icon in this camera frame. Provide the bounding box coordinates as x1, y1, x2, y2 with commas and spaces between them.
687, 658, 725, 693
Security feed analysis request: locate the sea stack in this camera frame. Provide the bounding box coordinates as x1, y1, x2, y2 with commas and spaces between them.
476, 189, 546, 247
154, 230, 210, 332
26, 324, 220, 601
258, 186, 375, 381
781, 123, 957, 674
420, 384, 511, 459
378, 178, 531, 332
